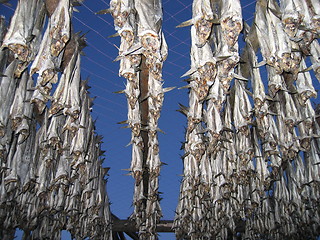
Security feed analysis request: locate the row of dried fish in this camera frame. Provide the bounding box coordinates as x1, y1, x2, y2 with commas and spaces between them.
175, 0, 320, 239
0, 1, 111, 239
105, 0, 169, 238
174, 0, 244, 238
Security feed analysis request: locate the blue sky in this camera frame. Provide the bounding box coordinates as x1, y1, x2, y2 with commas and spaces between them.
1, 0, 257, 239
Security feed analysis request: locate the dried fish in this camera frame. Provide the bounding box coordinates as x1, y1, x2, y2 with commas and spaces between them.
30, 26, 60, 85
232, 80, 252, 135
9, 68, 28, 132
279, 0, 303, 38
244, 40, 267, 109
109, 0, 168, 236
204, 99, 223, 150
47, 115, 63, 150
0, 2, 112, 238
109, 0, 133, 30
267, 65, 286, 97
2, 0, 320, 239
220, 0, 243, 49
2, 0, 45, 63
299, 0, 320, 34
295, 59, 317, 106
49, 0, 72, 56
50, 48, 78, 116
63, 54, 81, 118
177, 0, 215, 47
30, 82, 52, 114
277, 91, 298, 131
0, 61, 18, 137
309, 39, 320, 82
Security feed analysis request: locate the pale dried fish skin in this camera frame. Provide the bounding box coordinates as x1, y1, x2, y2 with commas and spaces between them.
49, 0, 71, 56
2, 0, 44, 62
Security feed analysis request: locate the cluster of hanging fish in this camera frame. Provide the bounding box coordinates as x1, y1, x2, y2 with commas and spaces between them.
0, 1, 111, 239
100, 0, 170, 238
174, 0, 320, 239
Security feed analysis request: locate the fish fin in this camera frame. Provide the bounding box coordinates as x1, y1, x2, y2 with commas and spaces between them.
234, 73, 248, 81
181, 68, 196, 78
117, 120, 128, 124
244, 88, 253, 96
254, 60, 266, 68
96, 9, 111, 14
113, 55, 122, 62
299, 66, 313, 73
163, 86, 176, 92
108, 32, 120, 38
176, 19, 193, 28
178, 84, 191, 90
113, 90, 125, 94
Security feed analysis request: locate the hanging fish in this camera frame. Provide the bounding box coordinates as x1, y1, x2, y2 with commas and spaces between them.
9, 71, 28, 132
0, 61, 18, 137
177, 0, 216, 47
49, 0, 72, 56
2, 0, 45, 63
50, 47, 78, 116
308, 39, 320, 82
296, 59, 317, 106
219, 0, 243, 49
30, 26, 60, 86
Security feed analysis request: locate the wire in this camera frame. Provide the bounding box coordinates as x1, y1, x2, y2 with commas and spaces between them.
164, 2, 192, 23
82, 67, 124, 90
85, 39, 115, 61
82, 1, 114, 28
2, 3, 15, 11
84, 56, 119, 81
73, 15, 115, 47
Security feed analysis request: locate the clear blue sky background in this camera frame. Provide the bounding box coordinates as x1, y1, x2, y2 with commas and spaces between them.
0, 1, 263, 239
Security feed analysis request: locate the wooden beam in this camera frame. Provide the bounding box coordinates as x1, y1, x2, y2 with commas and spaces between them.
139, 55, 150, 206
112, 220, 174, 233
111, 214, 139, 239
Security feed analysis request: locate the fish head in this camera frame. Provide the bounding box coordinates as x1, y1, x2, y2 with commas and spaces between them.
141, 32, 160, 54
41, 69, 57, 85
311, 15, 320, 34
195, 18, 212, 46
152, 93, 164, 107
50, 37, 66, 57
8, 43, 29, 62
150, 109, 160, 122
198, 61, 217, 84
127, 95, 137, 110
128, 54, 141, 68
282, 12, 302, 38
279, 52, 292, 72
120, 28, 134, 46
11, 116, 23, 131
114, 11, 129, 29
130, 122, 140, 137
122, 71, 136, 82
300, 137, 311, 151
221, 16, 242, 48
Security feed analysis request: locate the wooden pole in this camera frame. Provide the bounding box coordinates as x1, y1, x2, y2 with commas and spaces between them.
139, 55, 150, 207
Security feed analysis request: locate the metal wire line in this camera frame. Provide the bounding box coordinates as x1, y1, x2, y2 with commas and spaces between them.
163, 2, 192, 23
77, 0, 256, 76
82, 1, 114, 28
74, 0, 257, 113
84, 56, 119, 82
85, 38, 115, 61
72, 1, 193, 91
2, 0, 257, 117
73, 15, 116, 47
